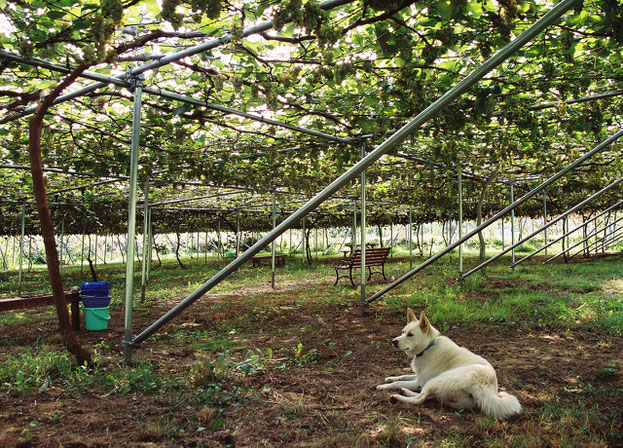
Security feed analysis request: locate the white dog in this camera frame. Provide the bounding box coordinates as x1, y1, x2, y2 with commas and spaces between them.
377, 309, 521, 420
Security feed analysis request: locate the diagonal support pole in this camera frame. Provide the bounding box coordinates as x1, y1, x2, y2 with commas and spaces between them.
130, 0, 581, 346
566, 217, 623, 260
459, 177, 623, 279
0, 0, 355, 129
513, 200, 623, 267
363, 128, 623, 305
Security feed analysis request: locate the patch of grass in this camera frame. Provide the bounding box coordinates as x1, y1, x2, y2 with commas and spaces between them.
0, 346, 84, 394
379, 257, 623, 335
281, 396, 308, 420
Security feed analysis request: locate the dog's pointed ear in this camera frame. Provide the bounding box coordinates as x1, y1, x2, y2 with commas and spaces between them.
407, 308, 417, 323
419, 313, 431, 334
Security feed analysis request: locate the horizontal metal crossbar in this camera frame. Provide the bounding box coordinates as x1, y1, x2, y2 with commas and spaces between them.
131, 0, 582, 344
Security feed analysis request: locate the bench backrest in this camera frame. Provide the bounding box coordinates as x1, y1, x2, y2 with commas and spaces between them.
349, 247, 390, 267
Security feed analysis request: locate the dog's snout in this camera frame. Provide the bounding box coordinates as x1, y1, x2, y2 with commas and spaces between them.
392, 338, 399, 348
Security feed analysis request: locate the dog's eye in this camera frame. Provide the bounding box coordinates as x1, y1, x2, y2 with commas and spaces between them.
407, 332, 413, 337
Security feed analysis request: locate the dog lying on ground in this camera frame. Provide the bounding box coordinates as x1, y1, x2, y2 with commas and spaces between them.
377, 309, 521, 420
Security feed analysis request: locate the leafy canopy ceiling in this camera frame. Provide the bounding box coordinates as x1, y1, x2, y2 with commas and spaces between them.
0, 0, 622, 234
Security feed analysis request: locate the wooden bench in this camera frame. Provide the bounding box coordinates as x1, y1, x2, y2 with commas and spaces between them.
251, 254, 286, 268
0, 291, 81, 330
334, 247, 391, 286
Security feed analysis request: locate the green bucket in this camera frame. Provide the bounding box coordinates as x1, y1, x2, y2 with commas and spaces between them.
84, 307, 110, 331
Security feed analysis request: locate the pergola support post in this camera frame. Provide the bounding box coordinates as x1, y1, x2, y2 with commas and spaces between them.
146, 208, 153, 284
458, 177, 623, 279
59, 219, 64, 276
360, 143, 367, 307
122, 75, 144, 364
140, 180, 150, 302
458, 166, 463, 276
543, 192, 548, 258
363, 129, 623, 305
510, 182, 516, 267
236, 210, 241, 257
17, 202, 26, 296
514, 200, 623, 266
566, 216, 623, 260
408, 204, 413, 269
271, 190, 277, 289
129, 0, 582, 346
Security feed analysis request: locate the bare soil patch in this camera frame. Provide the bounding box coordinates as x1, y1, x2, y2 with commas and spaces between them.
1, 278, 622, 447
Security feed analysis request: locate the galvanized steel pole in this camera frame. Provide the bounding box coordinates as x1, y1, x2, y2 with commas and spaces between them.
360, 143, 367, 305
0, 0, 356, 126
364, 129, 623, 305
140, 180, 150, 302
458, 166, 463, 275
515, 201, 623, 266
459, 177, 623, 279
271, 191, 276, 289
130, 0, 581, 344
352, 202, 357, 248
17, 202, 25, 296
563, 215, 623, 261
408, 204, 413, 269
543, 192, 548, 258
146, 207, 153, 284
122, 76, 144, 363
510, 182, 516, 266
599, 228, 623, 252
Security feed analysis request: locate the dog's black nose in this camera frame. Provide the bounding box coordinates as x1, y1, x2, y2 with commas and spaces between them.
392, 339, 398, 348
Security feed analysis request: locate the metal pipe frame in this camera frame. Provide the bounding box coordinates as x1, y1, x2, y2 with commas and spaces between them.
543, 208, 618, 264
59, 219, 64, 276
580, 217, 623, 256
352, 201, 357, 248
122, 77, 144, 363
408, 203, 413, 269
362, 129, 623, 305
147, 191, 242, 207
459, 177, 623, 279
515, 200, 623, 266
47, 177, 125, 196
271, 190, 276, 289
360, 143, 367, 304
146, 207, 153, 284
140, 180, 150, 302
572, 224, 623, 259
543, 192, 548, 258
0, 0, 355, 128
510, 182, 516, 265
567, 217, 623, 260
0, 50, 351, 143
598, 229, 623, 252
17, 202, 25, 296
130, 0, 581, 345
527, 89, 623, 111
458, 166, 463, 275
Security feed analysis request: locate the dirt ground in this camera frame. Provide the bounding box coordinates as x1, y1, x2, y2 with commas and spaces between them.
1, 279, 622, 447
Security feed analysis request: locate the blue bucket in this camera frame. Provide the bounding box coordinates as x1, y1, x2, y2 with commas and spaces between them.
82, 296, 111, 308
81, 282, 110, 296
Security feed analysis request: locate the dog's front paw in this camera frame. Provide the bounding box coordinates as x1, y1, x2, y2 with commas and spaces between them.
390, 394, 400, 403
376, 384, 390, 390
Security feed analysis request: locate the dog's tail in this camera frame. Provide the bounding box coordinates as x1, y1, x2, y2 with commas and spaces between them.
475, 389, 522, 420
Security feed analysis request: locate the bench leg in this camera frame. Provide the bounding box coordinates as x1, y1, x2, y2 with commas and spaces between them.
381, 263, 387, 281
334, 269, 340, 286
349, 267, 355, 287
